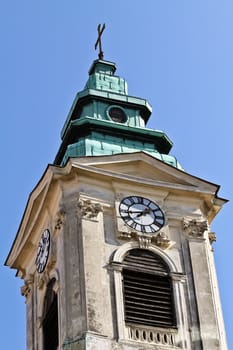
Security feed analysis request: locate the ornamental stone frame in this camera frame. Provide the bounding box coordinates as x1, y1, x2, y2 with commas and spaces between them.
109, 241, 188, 349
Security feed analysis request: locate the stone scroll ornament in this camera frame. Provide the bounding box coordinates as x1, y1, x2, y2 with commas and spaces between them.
21, 275, 34, 298
78, 199, 103, 219
54, 208, 65, 230
183, 218, 208, 238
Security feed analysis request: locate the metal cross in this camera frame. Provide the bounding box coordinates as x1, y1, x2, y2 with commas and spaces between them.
95, 23, 106, 60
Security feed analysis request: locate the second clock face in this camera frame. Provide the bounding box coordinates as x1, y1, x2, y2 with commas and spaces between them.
35, 229, 50, 273
119, 196, 165, 233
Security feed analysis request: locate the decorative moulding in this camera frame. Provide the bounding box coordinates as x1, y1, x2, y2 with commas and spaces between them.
208, 231, 216, 244
152, 231, 174, 250
116, 229, 174, 250
21, 274, 34, 299
77, 198, 103, 220
134, 232, 152, 249
183, 217, 208, 239
54, 207, 66, 230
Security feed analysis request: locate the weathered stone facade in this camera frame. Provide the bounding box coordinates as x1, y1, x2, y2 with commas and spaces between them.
6, 152, 228, 349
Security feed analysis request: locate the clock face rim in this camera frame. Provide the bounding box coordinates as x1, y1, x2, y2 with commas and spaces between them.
119, 196, 165, 233
35, 229, 50, 273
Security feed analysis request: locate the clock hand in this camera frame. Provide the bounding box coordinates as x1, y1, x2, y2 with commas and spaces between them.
136, 208, 151, 217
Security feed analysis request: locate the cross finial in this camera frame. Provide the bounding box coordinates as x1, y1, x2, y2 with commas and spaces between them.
94, 23, 106, 60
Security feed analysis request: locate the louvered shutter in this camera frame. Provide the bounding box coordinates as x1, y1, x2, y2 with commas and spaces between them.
122, 249, 176, 328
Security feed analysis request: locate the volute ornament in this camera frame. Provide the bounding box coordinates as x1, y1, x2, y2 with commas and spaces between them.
153, 231, 171, 249
208, 231, 216, 244
183, 218, 208, 238
21, 275, 34, 299
78, 198, 102, 219
54, 208, 65, 230
131, 230, 172, 250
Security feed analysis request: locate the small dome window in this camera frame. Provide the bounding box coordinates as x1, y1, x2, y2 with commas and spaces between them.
107, 106, 127, 123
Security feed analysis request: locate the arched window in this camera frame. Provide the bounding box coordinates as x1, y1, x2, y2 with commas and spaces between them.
122, 249, 176, 328
43, 278, 59, 350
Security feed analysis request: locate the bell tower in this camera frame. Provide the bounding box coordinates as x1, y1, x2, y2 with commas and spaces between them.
5, 29, 228, 350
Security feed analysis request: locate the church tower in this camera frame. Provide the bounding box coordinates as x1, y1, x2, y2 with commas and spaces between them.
5, 29, 228, 350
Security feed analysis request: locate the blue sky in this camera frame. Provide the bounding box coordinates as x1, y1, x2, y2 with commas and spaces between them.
1, 1, 232, 348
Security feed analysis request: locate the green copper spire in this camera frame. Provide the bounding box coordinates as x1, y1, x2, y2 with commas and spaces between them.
54, 58, 182, 170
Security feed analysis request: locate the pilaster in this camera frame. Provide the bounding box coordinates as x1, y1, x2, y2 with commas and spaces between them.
183, 218, 224, 349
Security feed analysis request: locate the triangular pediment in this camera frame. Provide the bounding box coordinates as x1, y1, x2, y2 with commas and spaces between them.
92, 159, 188, 186
70, 152, 217, 192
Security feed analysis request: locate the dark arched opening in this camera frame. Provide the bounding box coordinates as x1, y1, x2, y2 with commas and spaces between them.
43, 278, 59, 350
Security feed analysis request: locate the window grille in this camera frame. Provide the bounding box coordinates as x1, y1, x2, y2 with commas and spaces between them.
122, 249, 176, 328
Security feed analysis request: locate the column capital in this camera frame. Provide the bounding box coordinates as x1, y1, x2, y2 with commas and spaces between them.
183, 217, 208, 239
78, 198, 103, 220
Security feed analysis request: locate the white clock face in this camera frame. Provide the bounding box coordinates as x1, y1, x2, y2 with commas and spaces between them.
119, 196, 165, 233
35, 229, 50, 273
